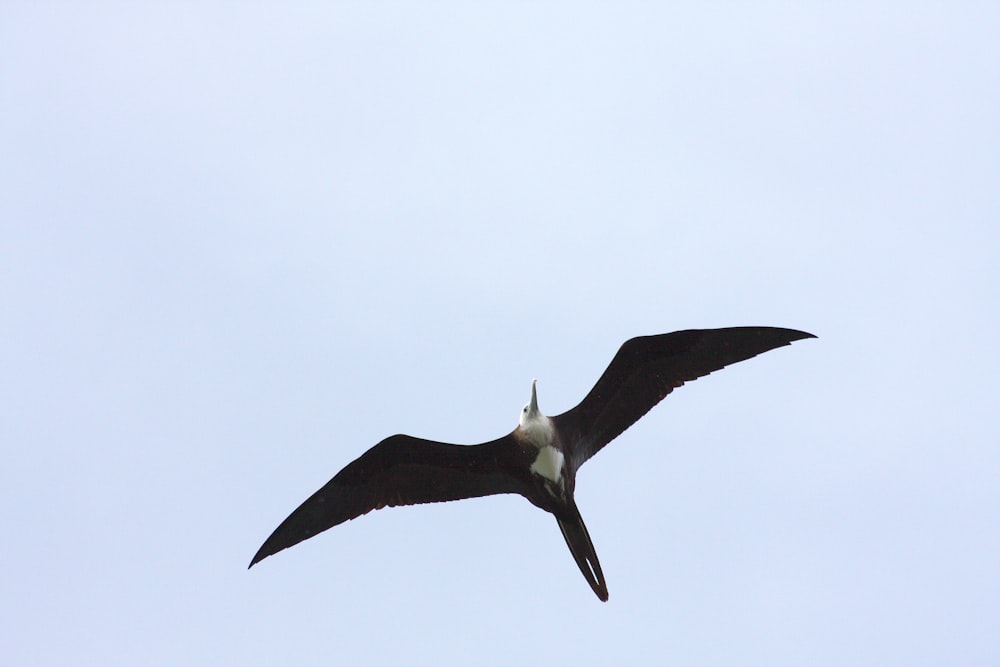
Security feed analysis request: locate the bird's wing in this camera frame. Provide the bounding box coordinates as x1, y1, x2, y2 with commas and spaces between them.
553, 326, 815, 468
249, 433, 531, 567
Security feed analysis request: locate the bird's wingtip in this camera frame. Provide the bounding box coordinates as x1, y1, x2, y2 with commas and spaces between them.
248, 547, 269, 570
785, 328, 817, 341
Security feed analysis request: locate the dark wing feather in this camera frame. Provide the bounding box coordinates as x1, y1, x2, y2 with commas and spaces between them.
249, 433, 530, 567
554, 326, 815, 468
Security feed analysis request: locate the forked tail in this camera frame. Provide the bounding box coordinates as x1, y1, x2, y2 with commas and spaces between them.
556, 501, 609, 601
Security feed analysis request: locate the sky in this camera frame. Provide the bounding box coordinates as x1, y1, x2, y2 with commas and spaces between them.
2, 3, 998, 665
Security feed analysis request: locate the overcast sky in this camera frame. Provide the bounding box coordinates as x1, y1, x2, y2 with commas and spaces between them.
3, 3, 998, 665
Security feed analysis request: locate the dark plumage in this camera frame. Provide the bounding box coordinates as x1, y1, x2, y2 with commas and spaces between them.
250, 326, 814, 601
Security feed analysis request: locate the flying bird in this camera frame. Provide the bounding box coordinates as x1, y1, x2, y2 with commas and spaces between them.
249, 326, 814, 601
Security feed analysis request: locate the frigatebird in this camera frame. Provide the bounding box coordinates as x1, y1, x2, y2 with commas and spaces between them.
249, 326, 814, 601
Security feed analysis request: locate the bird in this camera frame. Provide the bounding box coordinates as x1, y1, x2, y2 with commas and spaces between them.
249, 326, 814, 601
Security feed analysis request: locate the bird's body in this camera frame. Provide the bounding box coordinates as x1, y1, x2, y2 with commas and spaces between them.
250, 326, 814, 601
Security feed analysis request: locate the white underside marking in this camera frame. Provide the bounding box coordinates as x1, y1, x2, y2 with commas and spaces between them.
530, 445, 565, 484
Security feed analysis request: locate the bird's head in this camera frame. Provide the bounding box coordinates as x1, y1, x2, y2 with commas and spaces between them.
519, 379, 540, 428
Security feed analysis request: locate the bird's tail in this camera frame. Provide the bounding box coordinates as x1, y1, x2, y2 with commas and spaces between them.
556, 501, 609, 601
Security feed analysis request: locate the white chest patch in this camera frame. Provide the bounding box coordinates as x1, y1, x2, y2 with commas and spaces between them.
530, 445, 565, 484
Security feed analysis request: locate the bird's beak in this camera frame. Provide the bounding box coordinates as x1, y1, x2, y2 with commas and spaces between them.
529, 379, 539, 415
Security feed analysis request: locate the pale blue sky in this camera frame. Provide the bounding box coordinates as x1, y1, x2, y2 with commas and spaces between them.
3, 4, 998, 665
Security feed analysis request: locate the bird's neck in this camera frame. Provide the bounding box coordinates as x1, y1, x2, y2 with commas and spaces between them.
519, 412, 555, 450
